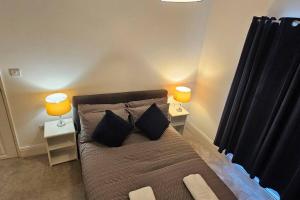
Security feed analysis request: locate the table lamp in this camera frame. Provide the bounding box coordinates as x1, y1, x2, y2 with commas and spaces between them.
45, 93, 71, 127
174, 86, 191, 112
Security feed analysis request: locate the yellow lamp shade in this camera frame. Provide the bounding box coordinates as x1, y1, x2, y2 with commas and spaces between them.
45, 93, 71, 116
174, 86, 191, 103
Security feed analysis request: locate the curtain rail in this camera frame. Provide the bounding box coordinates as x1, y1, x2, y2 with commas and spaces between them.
268, 19, 300, 27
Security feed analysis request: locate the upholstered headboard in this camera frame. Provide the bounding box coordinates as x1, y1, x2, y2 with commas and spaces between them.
72, 89, 168, 133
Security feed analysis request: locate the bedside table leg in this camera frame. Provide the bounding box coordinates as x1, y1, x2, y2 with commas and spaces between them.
46, 141, 52, 166
74, 134, 79, 160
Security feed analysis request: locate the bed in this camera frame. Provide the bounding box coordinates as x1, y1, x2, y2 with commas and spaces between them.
72, 90, 236, 200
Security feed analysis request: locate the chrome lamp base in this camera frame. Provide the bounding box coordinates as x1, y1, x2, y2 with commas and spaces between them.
176, 103, 183, 112
57, 116, 66, 127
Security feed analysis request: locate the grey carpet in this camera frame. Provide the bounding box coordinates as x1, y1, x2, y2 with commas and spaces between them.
0, 155, 85, 200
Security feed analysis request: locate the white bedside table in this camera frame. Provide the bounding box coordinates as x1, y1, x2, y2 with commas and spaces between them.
169, 105, 189, 134
44, 118, 78, 166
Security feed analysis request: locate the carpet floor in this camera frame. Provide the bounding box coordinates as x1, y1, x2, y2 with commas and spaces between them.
0, 155, 84, 200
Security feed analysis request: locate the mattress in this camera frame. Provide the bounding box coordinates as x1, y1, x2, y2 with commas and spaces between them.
79, 126, 236, 200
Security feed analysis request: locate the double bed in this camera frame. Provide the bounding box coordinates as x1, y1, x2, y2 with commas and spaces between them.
73, 90, 236, 200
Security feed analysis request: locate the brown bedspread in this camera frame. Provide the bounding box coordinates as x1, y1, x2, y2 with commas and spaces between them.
79, 127, 236, 200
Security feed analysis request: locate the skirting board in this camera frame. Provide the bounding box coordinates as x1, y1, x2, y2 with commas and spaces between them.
19, 143, 47, 157
0, 154, 16, 159
185, 121, 214, 144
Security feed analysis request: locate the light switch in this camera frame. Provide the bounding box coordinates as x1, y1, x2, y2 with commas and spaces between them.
8, 68, 22, 77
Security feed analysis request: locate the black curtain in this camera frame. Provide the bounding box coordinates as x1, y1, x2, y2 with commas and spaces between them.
214, 16, 300, 200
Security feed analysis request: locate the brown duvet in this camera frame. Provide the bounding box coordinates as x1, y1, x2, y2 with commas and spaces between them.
79, 126, 236, 200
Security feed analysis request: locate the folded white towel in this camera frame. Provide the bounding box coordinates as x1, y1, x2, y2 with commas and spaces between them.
183, 174, 219, 200
129, 186, 156, 200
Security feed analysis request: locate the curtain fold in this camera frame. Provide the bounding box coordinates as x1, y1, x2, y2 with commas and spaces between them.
214, 16, 300, 200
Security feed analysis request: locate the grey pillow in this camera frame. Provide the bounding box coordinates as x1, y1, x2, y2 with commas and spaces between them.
126, 98, 167, 108
78, 103, 126, 115
127, 103, 169, 125
79, 108, 129, 143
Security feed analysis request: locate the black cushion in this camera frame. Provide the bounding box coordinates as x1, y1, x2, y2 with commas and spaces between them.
135, 103, 170, 140
91, 110, 133, 147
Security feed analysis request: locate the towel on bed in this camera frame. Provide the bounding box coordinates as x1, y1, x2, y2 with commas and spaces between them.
183, 174, 219, 200
129, 186, 156, 200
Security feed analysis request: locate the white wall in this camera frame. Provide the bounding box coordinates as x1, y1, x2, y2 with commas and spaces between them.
268, 0, 300, 17
2, 0, 297, 155
188, 0, 270, 140
0, 0, 209, 153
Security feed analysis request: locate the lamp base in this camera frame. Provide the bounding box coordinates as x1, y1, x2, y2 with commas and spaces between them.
57, 116, 66, 127
176, 104, 183, 112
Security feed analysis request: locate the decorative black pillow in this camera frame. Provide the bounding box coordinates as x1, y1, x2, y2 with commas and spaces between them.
91, 110, 133, 147
135, 103, 170, 140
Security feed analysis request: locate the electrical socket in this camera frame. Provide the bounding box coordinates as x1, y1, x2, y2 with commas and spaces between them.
8, 68, 22, 77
